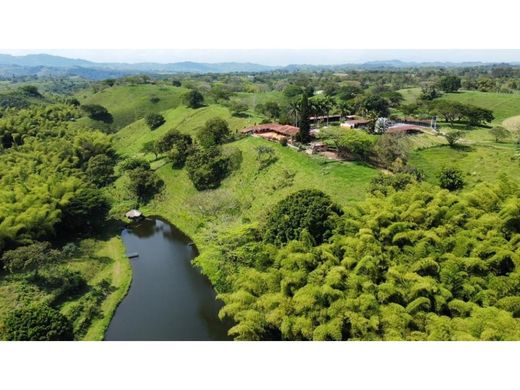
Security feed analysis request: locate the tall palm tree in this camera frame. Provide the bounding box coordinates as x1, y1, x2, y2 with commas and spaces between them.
287, 100, 301, 127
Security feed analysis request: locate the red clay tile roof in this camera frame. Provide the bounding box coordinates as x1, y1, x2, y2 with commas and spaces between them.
387, 124, 428, 133
343, 119, 371, 125
241, 123, 300, 137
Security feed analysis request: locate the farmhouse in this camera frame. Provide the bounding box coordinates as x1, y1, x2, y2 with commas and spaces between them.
241, 123, 300, 142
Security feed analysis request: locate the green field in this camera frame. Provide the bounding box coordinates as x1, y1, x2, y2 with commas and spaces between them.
77, 84, 188, 130
398, 87, 422, 105
441, 91, 520, 124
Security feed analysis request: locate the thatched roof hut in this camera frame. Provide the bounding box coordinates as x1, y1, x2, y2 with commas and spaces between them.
125, 209, 143, 220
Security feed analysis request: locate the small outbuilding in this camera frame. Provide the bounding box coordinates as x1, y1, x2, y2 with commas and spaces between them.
125, 209, 143, 220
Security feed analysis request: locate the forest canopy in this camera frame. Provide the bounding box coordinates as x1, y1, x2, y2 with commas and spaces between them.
199, 179, 520, 340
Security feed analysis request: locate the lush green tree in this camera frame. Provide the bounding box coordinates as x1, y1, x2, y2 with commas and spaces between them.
57, 186, 111, 235
462, 105, 494, 126
80, 104, 113, 123
3, 304, 73, 341
140, 140, 160, 159
85, 154, 115, 187
264, 189, 342, 246
337, 85, 362, 101
381, 91, 404, 107
489, 126, 511, 142
127, 167, 163, 202
183, 89, 204, 109
119, 157, 150, 172
420, 85, 441, 101
156, 129, 192, 155
229, 99, 248, 116
283, 85, 303, 99
438, 75, 462, 93
185, 146, 232, 190
210, 83, 233, 102
19, 85, 41, 97
439, 166, 465, 190
296, 92, 311, 143
196, 118, 232, 148
258, 101, 281, 119
360, 95, 390, 118
323, 128, 375, 161
144, 113, 165, 130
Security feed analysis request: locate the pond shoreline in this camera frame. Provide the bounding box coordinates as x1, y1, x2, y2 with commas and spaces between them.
104, 216, 231, 341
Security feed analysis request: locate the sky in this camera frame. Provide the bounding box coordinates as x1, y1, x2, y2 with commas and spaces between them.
3, 50, 520, 66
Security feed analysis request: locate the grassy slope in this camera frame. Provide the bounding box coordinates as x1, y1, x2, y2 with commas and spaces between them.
80, 235, 131, 341
111, 104, 378, 251
410, 144, 520, 188
441, 91, 520, 124
408, 90, 520, 188
77, 84, 188, 130
113, 104, 265, 156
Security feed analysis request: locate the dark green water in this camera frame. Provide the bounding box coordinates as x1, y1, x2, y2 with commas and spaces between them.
104, 218, 231, 341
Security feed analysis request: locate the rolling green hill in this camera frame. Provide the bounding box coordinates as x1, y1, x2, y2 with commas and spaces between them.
113, 104, 264, 156
110, 104, 378, 249
78, 84, 188, 130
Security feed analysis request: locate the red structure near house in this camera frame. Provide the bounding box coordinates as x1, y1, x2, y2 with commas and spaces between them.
241, 123, 300, 142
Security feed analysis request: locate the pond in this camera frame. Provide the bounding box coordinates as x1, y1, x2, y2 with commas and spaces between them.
104, 217, 231, 341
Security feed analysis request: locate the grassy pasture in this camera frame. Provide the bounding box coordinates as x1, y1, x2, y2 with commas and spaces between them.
113, 104, 264, 156
77, 84, 188, 130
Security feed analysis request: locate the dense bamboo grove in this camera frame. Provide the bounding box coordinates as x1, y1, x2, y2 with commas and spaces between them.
204, 180, 520, 340
0, 103, 114, 252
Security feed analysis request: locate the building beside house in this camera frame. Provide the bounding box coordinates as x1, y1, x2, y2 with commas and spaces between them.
310, 114, 342, 123
340, 115, 371, 129
241, 123, 300, 143
387, 124, 429, 134
393, 116, 436, 129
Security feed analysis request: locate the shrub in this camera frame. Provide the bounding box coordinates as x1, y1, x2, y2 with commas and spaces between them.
369, 173, 417, 195
439, 167, 465, 191
444, 130, 464, 147
1, 242, 61, 273
279, 137, 288, 146
264, 189, 343, 246
149, 96, 160, 104
3, 304, 74, 341
145, 113, 165, 130
27, 268, 87, 300
489, 126, 511, 143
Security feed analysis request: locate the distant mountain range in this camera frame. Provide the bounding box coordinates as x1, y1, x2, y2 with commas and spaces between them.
0, 53, 519, 80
